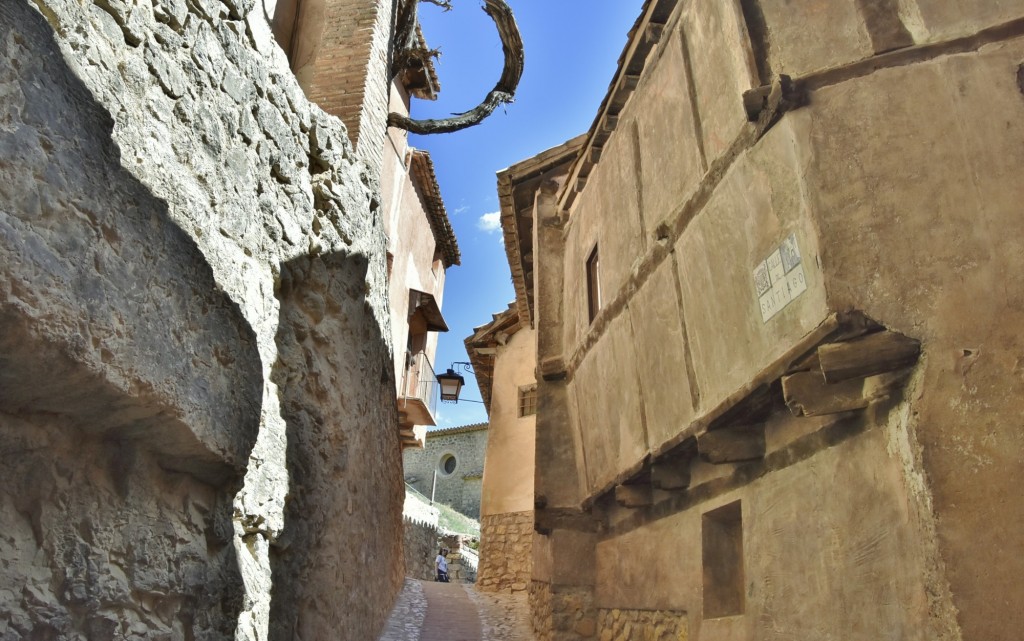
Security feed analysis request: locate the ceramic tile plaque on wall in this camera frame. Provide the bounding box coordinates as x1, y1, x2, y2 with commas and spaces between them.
754, 233, 808, 323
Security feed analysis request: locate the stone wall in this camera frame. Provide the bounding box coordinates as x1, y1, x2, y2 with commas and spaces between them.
529, 582, 596, 641
477, 511, 533, 593
596, 608, 687, 641
403, 424, 488, 518
0, 1, 403, 640
403, 518, 439, 582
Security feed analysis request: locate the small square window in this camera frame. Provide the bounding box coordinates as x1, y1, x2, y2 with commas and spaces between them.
518, 385, 537, 418
586, 245, 601, 324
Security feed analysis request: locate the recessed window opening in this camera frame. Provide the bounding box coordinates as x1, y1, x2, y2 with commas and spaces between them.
702, 500, 745, 619
439, 453, 457, 476
518, 384, 538, 417
586, 245, 601, 323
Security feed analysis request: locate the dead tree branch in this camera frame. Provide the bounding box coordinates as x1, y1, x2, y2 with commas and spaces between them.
389, 0, 524, 135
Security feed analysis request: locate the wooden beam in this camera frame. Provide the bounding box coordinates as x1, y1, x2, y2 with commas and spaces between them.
782, 370, 869, 417
708, 384, 775, 431
818, 330, 921, 383
831, 311, 884, 343
621, 74, 641, 92
651, 461, 691, 490
645, 22, 666, 45
614, 483, 653, 508
698, 425, 766, 464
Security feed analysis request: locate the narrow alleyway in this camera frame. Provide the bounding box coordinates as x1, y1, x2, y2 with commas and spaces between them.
378, 579, 535, 641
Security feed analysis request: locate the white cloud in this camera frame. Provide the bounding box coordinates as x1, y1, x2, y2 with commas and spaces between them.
453, 205, 470, 215
477, 211, 501, 233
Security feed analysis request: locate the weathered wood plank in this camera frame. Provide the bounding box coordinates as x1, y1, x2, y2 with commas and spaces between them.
614, 483, 653, 508
651, 462, 691, 491
698, 425, 766, 464
708, 384, 775, 431
818, 330, 921, 383
782, 370, 869, 417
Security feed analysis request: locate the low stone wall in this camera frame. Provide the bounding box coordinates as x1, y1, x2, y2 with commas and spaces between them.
441, 534, 477, 583
477, 511, 533, 592
529, 581, 596, 641
596, 608, 688, 641
403, 518, 439, 581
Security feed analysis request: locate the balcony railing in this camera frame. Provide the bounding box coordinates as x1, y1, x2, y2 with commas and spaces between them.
399, 350, 439, 426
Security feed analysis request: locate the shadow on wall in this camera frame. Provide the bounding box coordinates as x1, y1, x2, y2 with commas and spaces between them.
0, 1, 263, 480
269, 251, 405, 641
0, 3, 262, 636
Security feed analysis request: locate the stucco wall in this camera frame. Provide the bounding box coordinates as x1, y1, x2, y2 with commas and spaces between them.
481, 326, 538, 516
540, 0, 1024, 639
403, 426, 489, 518
594, 404, 945, 639
0, 2, 403, 640
800, 40, 1024, 639
380, 81, 448, 405
561, 0, 833, 499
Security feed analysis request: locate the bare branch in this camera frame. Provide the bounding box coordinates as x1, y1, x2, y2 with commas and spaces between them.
389, 0, 524, 135
420, 0, 453, 10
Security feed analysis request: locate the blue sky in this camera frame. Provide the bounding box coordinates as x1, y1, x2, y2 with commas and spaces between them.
411, 0, 645, 428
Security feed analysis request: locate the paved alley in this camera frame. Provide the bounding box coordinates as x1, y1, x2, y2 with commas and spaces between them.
378, 579, 535, 641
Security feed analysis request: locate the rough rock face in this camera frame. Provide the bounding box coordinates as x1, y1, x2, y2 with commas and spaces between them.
0, 414, 243, 640
0, 1, 402, 639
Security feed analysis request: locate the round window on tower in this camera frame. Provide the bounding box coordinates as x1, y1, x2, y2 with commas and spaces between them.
440, 453, 457, 476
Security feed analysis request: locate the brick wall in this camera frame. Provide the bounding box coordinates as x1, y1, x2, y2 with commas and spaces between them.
288, 0, 393, 174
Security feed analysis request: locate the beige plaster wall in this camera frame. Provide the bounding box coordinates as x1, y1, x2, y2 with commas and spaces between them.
549, 1, 1024, 638
379, 94, 448, 396
481, 326, 538, 516
756, 0, 1022, 77
800, 39, 1024, 640
566, 109, 830, 497
593, 407, 942, 641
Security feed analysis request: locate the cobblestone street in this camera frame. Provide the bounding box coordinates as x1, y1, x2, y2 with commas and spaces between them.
378, 579, 535, 641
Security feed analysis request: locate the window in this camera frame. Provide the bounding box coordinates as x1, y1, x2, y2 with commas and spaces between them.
518, 385, 538, 417
586, 245, 601, 323
702, 501, 744, 618
439, 454, 457, 475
